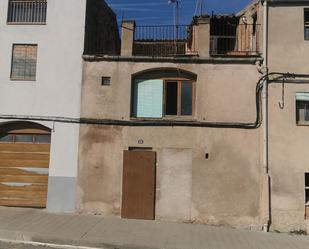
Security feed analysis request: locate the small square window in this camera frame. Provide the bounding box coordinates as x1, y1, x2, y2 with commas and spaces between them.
101, 77, 111, 86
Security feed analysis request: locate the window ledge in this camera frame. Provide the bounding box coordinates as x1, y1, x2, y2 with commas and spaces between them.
130, 117, 198, 122
7, 22, 46, 25
297, 122, 309, 126
10, 78, 36, 82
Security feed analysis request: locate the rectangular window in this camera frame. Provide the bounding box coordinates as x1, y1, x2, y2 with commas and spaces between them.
0, 134, 50, 144
296, 93, 309, 125
7, 0, 47, 24
305, 173, 309, 219
14, 134, 34, 143
132, 79, 164, 118
305, 9, 309, 40
132, 79, 194, 118
181, 81, 193, 116
165, 80, 193, 117
0, 134, 14, 143
35, 134, 51, 144
165, 81, 178, 115
11, 44, 38, 81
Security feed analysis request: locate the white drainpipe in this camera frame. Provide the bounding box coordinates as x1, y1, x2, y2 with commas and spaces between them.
262, 0, 270, 232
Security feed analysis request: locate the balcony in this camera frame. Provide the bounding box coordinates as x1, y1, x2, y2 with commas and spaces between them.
210, 23, 261, 56
133, 25, 197, 57
84, 17, 261, 58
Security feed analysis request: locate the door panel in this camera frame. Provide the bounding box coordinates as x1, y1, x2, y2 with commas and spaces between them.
0, 133, 50, 208
121, 150, 156, 220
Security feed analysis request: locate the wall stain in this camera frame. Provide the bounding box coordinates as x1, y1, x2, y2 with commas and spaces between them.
78, 125, 123, 215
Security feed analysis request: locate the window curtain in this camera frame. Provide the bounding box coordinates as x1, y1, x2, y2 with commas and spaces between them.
133, 79, 163, 118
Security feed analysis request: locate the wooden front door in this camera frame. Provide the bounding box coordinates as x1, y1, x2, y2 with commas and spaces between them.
121, 150, 156, 220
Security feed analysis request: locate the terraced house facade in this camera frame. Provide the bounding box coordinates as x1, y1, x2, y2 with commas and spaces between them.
79, 5, 265, 230
0, 0, 119, 212
79, 0, 309, 233
2, 0, 309, 234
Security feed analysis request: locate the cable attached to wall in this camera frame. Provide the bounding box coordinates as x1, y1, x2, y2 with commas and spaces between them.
278, 79, 285, 110
0, 72, 309, 130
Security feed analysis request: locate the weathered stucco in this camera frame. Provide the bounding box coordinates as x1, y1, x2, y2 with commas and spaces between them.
81, 61, 258, 123
268, 83, 309, 232
267, 4, 309, 232
78, 125, 124, 215
78, 60, 263, 229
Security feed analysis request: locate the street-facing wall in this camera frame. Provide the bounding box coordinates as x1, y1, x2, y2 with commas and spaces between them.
267, 3, 309, 232
0, 0, 87, 212
78, 59, 263, 229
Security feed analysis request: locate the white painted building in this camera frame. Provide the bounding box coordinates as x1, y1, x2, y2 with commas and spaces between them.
0, 0, 119, 212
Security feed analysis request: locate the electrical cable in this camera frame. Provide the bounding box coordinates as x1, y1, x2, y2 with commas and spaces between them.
0, 72, 309, 129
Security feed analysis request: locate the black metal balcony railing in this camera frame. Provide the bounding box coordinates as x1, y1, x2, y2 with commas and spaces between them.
133, 25, 196, 57
210, 23, 261, 56
7, 0, 47, 24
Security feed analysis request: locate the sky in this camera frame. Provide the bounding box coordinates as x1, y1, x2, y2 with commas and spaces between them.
105, 0, 253, 25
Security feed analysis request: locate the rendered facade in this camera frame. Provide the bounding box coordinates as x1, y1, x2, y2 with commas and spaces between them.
2, 0, 309, 234
79, 4, 265, 230
0, 0, 119, 212
78, 0, 309, 232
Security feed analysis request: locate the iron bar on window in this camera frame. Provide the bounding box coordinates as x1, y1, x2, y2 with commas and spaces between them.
7, 0, 47, 24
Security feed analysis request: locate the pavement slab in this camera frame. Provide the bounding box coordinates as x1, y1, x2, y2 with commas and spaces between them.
1, 207, 309, 249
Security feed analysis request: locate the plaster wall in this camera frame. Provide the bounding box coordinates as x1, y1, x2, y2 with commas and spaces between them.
268, 5, 309, 73
81, 61, 258, 123
78, 60, 263, 229
0, 0, 86, 118
268, 83, 309, 232
267, 4, 309, 231
0, 0, 87, 212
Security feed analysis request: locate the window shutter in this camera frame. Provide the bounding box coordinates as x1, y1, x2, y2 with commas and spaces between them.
11, 44, 37, 81
133, 79, 163, 118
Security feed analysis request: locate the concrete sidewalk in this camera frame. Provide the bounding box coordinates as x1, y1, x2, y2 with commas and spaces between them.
0, 207, 309, 249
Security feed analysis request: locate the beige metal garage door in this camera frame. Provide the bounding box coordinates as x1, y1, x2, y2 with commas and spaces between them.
0, 130, 51, 208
